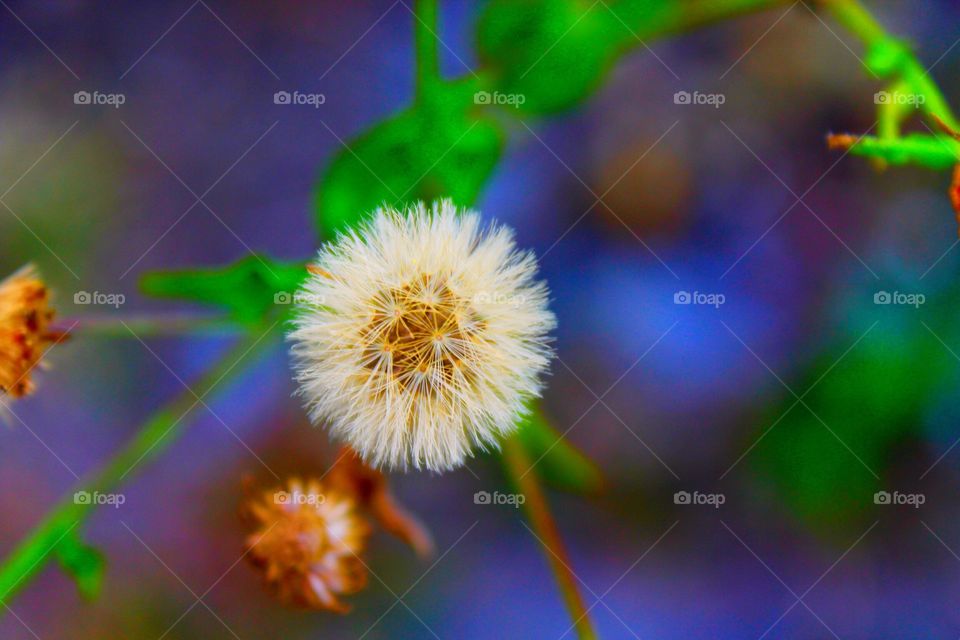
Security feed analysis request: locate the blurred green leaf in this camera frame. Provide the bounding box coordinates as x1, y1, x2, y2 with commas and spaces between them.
54, 532, 105, 601
140, 254, 308, 324
864, 37, 912, 77
753, 318, 954, 533
314, 80, 504, 237
515, 405, 603, 494
476, 0, 624, 114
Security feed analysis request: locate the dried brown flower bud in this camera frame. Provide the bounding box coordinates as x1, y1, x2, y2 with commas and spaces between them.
243, 478, 370, 612
0, 265, 66, 400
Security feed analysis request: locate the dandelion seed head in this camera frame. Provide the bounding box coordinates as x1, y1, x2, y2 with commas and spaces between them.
289, 200, 556, 472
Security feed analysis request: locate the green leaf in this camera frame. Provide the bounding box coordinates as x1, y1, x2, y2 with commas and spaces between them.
314, 80, 504, 237
54, 532, 105, 601
515, 405, 603, 494
140, 254, 308, 324
753, 317, 955, 534
476, 0, 623, 114
864, 37, 911, 77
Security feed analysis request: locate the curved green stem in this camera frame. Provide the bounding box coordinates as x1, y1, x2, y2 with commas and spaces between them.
825, 0, 959, 133
63, 313, 245, 337
824, 0, 886, 44
503, 436, 598, 640
0, 326, 279, 606
648, 0, 796, 37
414, 0, 440, 104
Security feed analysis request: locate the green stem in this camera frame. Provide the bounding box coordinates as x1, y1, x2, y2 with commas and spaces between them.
0, 326, 278, 606
829, 132, 960, 169
608, 0, 793, 45
414, 0, 440, 104
823, 0, 886, 44
823, 0, 959, 131
503, 436, 598, 640
660, 0, 796, 35
63, 313, 245, 337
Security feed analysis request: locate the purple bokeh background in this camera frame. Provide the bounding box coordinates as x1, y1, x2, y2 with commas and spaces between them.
1, 1, 960, 637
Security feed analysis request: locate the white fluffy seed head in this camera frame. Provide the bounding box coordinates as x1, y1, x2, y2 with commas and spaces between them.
289, 200, 555, 472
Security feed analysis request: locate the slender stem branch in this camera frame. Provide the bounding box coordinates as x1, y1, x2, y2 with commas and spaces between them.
503, 436, 597, 640
823, 0, 959, 130
822, 0, 886, 44
414, 0, 440, 103
61, 313, 244, 337
658, 0, 796, 36
0, 326, 279, 606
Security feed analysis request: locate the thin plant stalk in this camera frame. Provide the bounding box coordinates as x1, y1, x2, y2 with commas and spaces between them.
0, 326, 278, 606
62, 313, 245, 337
414, 0, 440, 104
503, 436, 598, 640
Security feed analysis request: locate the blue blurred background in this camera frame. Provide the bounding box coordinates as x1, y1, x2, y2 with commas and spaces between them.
2, 0, 960, 637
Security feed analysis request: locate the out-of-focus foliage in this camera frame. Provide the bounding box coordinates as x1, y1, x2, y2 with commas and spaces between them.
753, 293, 959, 533
315, 0, 749, 234
54, 532, 105, 601
0, 117, 121, 269
515, 405, 604, 494
476, 0, 625, 114
314, 80, 504, 237
139, 255, 307, 324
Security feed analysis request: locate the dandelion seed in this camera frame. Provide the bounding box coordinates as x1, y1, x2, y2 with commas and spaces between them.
243, 477, 369, 612
289, 200, 556, 472
0, 265, 66, 401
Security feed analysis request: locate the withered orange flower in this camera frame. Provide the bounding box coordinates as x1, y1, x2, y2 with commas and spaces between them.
0, 265, 66, 400
243, 477, 370, 612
